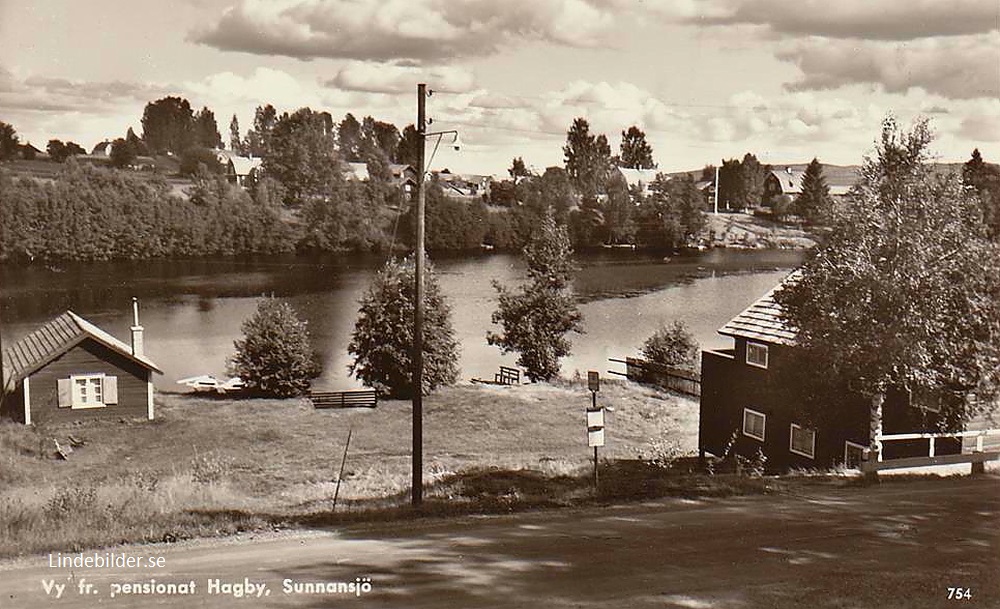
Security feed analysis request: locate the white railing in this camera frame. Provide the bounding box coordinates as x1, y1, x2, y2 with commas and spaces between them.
877, 429, 1000, 460
862, 428, 1000, 473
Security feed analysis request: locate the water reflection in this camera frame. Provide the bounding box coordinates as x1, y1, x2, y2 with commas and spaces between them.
0, 249, 805, 390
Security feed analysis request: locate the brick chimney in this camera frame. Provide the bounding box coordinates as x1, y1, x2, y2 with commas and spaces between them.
130, 297, 144, 357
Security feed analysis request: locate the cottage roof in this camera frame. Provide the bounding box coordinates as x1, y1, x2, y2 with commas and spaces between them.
718, 272, 799, 346
617, 167, 663, 190
768, 166, 856, 197
228, 156, 262, 177
345, 162, 370, 181
2, 311, 162, 386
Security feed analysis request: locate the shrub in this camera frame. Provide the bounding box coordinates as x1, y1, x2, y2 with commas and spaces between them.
229, 297, 321, 397
349, 256, 459, 397
641, 320, 699, 371
487, 211, 583, 381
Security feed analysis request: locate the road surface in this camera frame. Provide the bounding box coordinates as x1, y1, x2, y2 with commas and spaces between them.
2, 475, 997, 608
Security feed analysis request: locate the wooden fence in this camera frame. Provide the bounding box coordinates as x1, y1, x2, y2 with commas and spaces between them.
861, 428, 1000, 474
608, 357, 701, 397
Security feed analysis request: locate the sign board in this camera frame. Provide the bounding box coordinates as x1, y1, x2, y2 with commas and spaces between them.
588, 427, 605, 447
588, 370, 600, 393
587, 408, 604, 428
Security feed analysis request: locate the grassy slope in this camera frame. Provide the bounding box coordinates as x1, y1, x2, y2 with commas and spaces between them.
0, 381, 701, 556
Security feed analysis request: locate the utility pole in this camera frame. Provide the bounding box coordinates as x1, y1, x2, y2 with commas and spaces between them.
714, 164, 720, 215
411, 83, 427, 506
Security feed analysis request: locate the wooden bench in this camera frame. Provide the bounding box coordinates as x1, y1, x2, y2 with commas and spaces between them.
495, 366, 520, 385
309, 389, 378, 409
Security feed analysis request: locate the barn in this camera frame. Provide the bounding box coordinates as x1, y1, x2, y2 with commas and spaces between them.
698, 273, 966, 472
1, 301, 162, 425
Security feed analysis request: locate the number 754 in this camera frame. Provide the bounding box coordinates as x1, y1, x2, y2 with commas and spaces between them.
947, 587, 972, 600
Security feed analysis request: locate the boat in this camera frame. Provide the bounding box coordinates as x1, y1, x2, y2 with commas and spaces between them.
176, 375, 246, 394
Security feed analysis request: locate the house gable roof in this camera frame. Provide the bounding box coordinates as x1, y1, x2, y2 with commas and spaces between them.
718, 272, 799, 346
617, 167, 663, 190
228, 156, 262, 177
2, 311, 162, 386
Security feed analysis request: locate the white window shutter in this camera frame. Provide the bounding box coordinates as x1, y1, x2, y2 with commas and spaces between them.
103, 376, 119, 405
57, 378, 72, 408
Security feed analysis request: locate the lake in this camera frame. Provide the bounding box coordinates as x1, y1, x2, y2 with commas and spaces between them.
0, 248, 806, 391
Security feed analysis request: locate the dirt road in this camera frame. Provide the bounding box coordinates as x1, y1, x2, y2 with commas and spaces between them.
2, 475, 997, 608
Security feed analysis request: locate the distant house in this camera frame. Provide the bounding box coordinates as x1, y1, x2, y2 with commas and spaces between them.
216, 150, 262, 187
434, 170, 492, 199
91, 141, 113, 157
18, 142, 46, 160
616, 167, 663, 198
1, 302, 162, 425
762, 166, 855, 207
699, 273, 973, 471
344, 162, 418, 197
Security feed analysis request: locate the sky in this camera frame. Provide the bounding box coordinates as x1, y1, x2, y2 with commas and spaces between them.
1, 0, 998, 175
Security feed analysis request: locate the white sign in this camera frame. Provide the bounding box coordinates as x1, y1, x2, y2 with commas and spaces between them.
587, 408, 605, 428
588, 428, 605, 448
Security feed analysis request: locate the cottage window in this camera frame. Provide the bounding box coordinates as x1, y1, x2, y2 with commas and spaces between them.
59, 374, 118, 409
71, 374, 105, 409
789, 424, 816, 459
844, 441, 866, 469
746, 342, 769, 369
742, 408, 766, 441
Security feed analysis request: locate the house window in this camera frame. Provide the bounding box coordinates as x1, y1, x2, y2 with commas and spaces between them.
71, 374, 105, 409
743, 408, 766, 441
844, 441, 866, 469
746, 342, 769, 369
789, 424, 816, 459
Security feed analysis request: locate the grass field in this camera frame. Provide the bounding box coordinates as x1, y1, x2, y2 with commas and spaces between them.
0, 379, 728, 557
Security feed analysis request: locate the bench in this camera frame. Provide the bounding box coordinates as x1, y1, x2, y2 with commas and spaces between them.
309, 389, 378, 409
495, 366, 520, 385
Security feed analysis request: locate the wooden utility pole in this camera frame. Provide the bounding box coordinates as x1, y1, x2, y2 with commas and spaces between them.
412, 83, 427, 506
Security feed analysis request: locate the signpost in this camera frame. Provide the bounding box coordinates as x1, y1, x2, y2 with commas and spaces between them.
586, 371, 604, 492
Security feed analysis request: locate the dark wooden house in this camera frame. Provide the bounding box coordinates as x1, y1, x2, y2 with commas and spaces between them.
699, 274, 962, 472
1, 305, 162, 425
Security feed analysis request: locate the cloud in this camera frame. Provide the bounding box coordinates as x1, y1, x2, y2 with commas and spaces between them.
326, 63, 475, 94
192, 0, 622, 62
777, 33, 1000, 100
0, 66, 169, 114
654, 0, 998, 40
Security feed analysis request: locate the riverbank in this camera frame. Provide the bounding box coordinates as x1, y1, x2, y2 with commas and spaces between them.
1, 380, 719, 557
704, 212, 821, 250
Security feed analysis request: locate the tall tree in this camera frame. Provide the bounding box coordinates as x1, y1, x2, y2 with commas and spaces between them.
47, 139, 67, 162
774, 116, 1000, 464
396, 124, 422, 167
245, 104, 277, 157
619, 125, 656, 169
0, 121, 19, 161
193, 107, 221, 149
603, 171, 637, 244
338, 113, 363, 162
508, 156, 529, 179
109, 137, 138, 169
228, 114, 244, 153
739, 153, 767, 208
265, 107, 343, 206
794, 158, 833, 224
563, 117, 612, 200
141, 96, 195, 155
488, 210, 583, 381
963, 148, 1000, 240
349, 257, 459, 397
717, 158, 742, 210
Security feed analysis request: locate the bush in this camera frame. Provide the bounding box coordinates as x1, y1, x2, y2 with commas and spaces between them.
641, 320, 699, 371
348, 257, 459, 397
487, 211, 583, 381
228, 297, 321, 397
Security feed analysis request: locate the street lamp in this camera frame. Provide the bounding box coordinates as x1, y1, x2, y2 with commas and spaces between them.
412, 83, 460, 507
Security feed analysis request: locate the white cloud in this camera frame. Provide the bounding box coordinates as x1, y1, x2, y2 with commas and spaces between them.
327, 63, 476, 94
777, 33, 1000, 100
653, 0, 998, 40
192, 0, 624, 62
